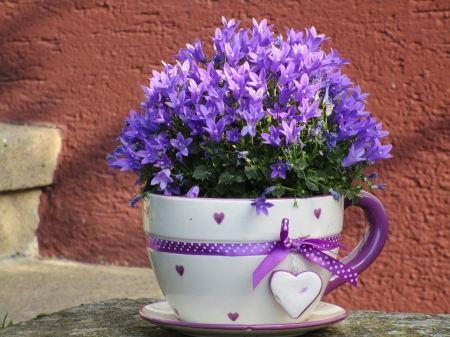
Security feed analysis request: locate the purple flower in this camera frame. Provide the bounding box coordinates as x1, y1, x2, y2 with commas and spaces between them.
267, 103, 287, 122
269, 43, 290, 72
283, 161, 292, 171
115, 148, 143, 172
163, 182, 180, 195
224, 41, 245, 66
247, 68, 267, 90
154, 154, 174, 169
270, 160, 287, 179
129, 195, 142, 208
184, 186, 200, 198
108, 19, 392, 209
246, 86, 265, 103
186, 38, 206, 62
310, 120, 323, 137
278, 84, 295, 105
280, 120, 304, 144
166, 91, 190, 113
329, 189, 340, 201
365, 139, 393, 163
262, 186, 276, 196
261, 126, 281, 146
298, 99, 320, 123
278, 62, 299, 85
372, 183, 387, 190
251, 196, 274, 216
203, 118, 226, 143
366, 172, 378, 180
151, 169, 173, 191
170, 132, 193, 162
342, 144, 366, 167
293, 74, 318, 101
241, 105, 265, 137
325, 131, 338, 149
226, 128, 242, 143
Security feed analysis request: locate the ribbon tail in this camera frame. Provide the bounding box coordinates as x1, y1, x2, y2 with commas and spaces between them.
300, 247, 358, 287
252, 246, 289, 290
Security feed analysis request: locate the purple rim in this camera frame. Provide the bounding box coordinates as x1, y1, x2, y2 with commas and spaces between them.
146, 193, 336, 201
139, 304, 348, 331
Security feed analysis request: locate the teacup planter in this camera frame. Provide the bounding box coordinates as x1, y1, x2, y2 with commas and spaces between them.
143, 191, 388, 324
107, 17, 393, 334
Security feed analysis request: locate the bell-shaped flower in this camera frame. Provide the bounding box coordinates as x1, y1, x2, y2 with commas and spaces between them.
170, 132, 192, 162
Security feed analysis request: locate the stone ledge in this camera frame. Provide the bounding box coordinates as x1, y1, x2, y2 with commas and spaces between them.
0, 189, 41, 257
0, 123, 61, 192
0, 298, 448, 337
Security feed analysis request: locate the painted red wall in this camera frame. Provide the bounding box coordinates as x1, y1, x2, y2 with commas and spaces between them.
1, 0, 449, 314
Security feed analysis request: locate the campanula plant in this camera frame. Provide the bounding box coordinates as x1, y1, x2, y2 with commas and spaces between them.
107, 17, 392, 215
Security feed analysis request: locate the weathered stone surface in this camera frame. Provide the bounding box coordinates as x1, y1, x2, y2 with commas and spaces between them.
0, 190, 41, 257
0, 257, 164, 324
0, 123, 61, 192
0, 299, 448, 337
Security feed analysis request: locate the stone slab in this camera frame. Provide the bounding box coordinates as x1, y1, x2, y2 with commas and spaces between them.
0, 190, 41, 257
0, 257, 164, 324
0, 123, 61, 192
0, 298, 448, 337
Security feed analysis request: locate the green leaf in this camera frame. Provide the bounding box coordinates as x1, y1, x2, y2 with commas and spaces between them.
272, 186, 285, 198
346, 190, 359, 203
317, 169, 329, 179
218, 171, 235, 185
261, 167, 272, 181
215, 184, 227, 195
244, 166, 258, 180
297, 171, 305, 179
327, 147, 346, 164
193, 165, 209, 180
305, 178, 319, 192
295, 186, 309, 198
235, 170, 247, 183
293, 158, 308, 172
187, 141, 202, 155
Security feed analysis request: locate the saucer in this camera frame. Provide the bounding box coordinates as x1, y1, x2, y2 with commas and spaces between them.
139, 301, 348, 336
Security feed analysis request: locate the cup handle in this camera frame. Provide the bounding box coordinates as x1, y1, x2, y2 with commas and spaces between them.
323, 190, 389, 296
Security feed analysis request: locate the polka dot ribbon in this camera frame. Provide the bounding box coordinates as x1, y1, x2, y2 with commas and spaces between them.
146, 217, 357, 289
252, 218, 357, 289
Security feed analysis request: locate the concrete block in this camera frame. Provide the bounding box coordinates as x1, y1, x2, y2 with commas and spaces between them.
0, 123, 61, 192
0, 189, 41, 257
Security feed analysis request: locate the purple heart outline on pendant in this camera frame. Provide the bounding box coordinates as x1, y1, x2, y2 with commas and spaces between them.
175, 265, 184, 276
228, 312, 239, 321
213, 212, 225, 224
314, 208, 322, 219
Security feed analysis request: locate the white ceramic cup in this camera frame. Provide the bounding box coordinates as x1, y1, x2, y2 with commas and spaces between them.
143, 192, 388, 325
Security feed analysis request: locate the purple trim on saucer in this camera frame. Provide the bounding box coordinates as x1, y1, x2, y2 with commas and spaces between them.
139, 303, 348, 331
146, 235, 341, 256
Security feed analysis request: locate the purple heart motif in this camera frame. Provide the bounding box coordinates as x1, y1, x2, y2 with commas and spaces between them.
228, 312, 239, 322
314, 208, 321, 219
213, 212, 225, 225
175, 265, 184, 277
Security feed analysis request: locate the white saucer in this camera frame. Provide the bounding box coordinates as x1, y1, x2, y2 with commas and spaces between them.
140, 301, 348, 337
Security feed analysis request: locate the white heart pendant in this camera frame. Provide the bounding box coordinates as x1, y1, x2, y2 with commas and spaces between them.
269, 270, 323, 319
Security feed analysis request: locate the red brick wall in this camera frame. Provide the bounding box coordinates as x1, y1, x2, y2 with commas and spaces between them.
1, 0, 449, 314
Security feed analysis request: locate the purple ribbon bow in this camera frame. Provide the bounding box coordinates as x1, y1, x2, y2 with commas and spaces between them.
252, 218, 358, 289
